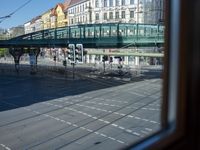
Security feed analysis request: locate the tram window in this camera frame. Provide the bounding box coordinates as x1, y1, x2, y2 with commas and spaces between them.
1, 0, 200, 150
128, 0, 200, 149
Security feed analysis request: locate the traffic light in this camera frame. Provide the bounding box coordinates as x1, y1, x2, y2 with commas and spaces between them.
75, 44, 84, 63
63, 60, 66, 66
53, 56, 56, 62
109, 57, 113, 63
102, 55, 108, 62
67, 44, 75, 63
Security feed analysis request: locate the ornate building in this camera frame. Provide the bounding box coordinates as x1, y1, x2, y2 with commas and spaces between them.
41, 9, 51, 30
67, 0, 92, 25
67, 0, 163, 25
55, 3, 68, 27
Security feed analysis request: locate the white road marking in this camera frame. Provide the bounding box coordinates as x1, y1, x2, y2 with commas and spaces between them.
0, 144, 11, 150
126, 129, 132, 133
145, 128, 153, 131
117, 140, 125, 144
133, 132, 141, 136
87, 129, 93, 132
100, 134, 107, 137
112, 124, 118, 127
119, 126, 125, 130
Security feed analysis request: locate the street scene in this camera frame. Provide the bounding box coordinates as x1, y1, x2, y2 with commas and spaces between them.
0, 71, 161, 150
0, 0, 164, 149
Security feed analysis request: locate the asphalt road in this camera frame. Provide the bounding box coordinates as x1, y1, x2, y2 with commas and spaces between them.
0, 74, 162, 150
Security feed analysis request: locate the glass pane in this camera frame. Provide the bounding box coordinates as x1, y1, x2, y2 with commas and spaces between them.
0, 0, 165, 150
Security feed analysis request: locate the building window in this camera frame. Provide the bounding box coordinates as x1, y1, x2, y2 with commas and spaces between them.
95, 0, 99, 7
82, 5, 84, 11
115, 11, 119, 19
122, 11, 125, 18
122, 0, 125, 5
109, 0, 113, 7
95, 13, 99, 20
83, 16, 85, 22
104, 0, 108, 7
104, 13, 107, 20
116, 0, 120, 6
109, 12, 113, 19
130, 0, 135, 4
130, 11, 134, 18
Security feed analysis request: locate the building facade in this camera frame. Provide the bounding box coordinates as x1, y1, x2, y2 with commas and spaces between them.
24, 22, 31, 34
41, 9, 51, 30
50, 8, 57, 29
55, 3, 67, 27
34, 16, 43, 31
7, 25, 24, 38
67, 0, 163, 25
68, 0, 92, 25
94, 0, 144, 24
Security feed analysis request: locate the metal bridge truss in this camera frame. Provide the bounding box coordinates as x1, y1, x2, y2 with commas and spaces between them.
0, 23, 164, 48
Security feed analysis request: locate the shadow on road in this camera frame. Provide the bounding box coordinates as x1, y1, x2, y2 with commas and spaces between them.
0, 64, 162, 112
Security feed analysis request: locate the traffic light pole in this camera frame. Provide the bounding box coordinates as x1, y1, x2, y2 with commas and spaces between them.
103, 61, 105, 73
72, 63, 75, 80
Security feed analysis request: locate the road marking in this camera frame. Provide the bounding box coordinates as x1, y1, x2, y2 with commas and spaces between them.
150, 120, 159, 124
60, 119, 66, 123
44, 101, 160, 125
0, 144, 11, 150
112, 124, 118, 127
86, 101, 121, 108
135, 117, 141, 120
40, 101, 158, 138
117, 140, 125, 144
145, 128, 153, 131
80, 127, 86, 130
133, 132, 141, 136
33, 111, 40, 114
127, 115, 133, 118
104, 121, 110, 124
141, 130, 149, 134
119, 126, 125, 130
108, 137, 116, 141
100, 133, 107, 137
126, 129, 132, 133
87, 129, 93, 132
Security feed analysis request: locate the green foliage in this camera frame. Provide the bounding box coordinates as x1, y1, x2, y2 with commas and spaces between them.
0, 48, 9, 57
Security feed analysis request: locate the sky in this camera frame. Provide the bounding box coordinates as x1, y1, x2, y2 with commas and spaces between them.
0, 0, 65, 29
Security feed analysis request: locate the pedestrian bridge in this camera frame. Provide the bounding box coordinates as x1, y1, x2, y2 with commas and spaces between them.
0, 23, 164, 48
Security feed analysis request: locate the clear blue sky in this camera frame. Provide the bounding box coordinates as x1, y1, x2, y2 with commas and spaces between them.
0, 0, 64, 29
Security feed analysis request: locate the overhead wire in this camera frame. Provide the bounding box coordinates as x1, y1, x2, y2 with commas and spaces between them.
0, 0, 33, 24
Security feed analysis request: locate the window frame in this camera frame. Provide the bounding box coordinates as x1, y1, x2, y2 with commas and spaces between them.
126, 0, 200, 149
109, 12, 113, 19
130, 11, 134, 18
115, 11, 119, 19
121, 11, 126, 19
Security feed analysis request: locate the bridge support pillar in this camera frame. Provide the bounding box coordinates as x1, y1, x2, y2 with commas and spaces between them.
100, 55, 103, 62
125, 56, 129, 65
86, 54, 90, 64
28, 48, 40, 74
9, 48, 25, 73
135, 56, 140, 66
91, 55, 96, 64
